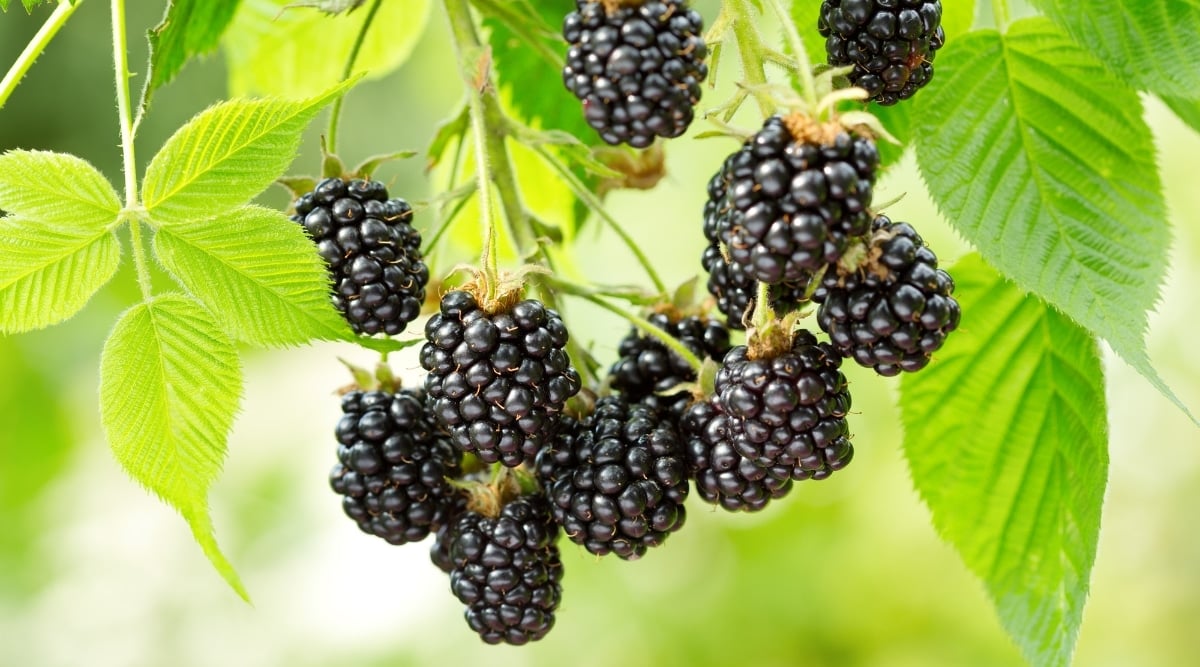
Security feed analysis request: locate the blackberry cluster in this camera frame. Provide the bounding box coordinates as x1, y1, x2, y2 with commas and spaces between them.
562, 0, 708, 147
329, 389, 462, 545
538, 396, 688, 559
682, 400, 794, 512
445, 496, 563, 645
819, 0, 945, 105
713, 332, 853, 476
291, 177, 429, 336
608, 312, 731, 417
812, 215, 960, 375
421, 290, 583, 467
704, 115, 880, 286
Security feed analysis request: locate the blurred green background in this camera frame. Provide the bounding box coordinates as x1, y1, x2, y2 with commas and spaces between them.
2, 2, 1198, 666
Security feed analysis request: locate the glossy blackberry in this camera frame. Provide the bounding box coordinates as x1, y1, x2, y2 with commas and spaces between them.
431, 493, 470, 574
812, 215, 960, 375
682, 399, 795, 512
420, 290, 583, 467
328, 389, 462, 545
704, 115, 879, 286
562, 0, 708, 147
446, 496, 563, 645
818, 0, 945, 105
713, 332, 853, 477
290, 177, 429, 336
537, 396, 688, 559
608, 313, 731, 417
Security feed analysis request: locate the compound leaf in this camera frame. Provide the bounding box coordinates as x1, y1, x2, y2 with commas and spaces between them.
901, 253, 1107, 667
99, 294, 248, 600
0, 150, 120, 226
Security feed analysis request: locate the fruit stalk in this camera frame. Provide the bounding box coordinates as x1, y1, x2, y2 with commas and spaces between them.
727, 0, 775, 117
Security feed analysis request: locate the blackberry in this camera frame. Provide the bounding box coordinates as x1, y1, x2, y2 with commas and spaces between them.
818, 0, 945, 105
291, 177, 429, 336
682, 399, 795, 512
446, 496, 563, 645
562, 0, 708, 147
608, 313, 731, 417
705, 115, 879, 286
812, 215, 960, 375
420, 290, 583, 467
537, 396, 688, 559
431, 493, 470, 574
713, 331, 853, 477
329, 389, 462, 545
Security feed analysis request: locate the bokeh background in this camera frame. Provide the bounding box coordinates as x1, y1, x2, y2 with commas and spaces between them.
2, 2, 1198, 666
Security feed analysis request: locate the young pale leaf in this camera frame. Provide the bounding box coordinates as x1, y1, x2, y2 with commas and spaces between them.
0, 217, 120, 333
912, 19, 1190, 419
140, 0, 244, 110
0, 150, 121, 226
99, 294, 248, 600
1033, 0, 1200, 99
221, 0, 430, 97
900, 253, 1107, 667
142, 83, 349, 224
152, 204, 352, 346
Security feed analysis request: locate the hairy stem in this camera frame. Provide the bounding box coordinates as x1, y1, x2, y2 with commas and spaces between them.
111, 0, 137, 208
326, 0, 384, 154
761, 0, 818, 108
751, 280, 773, 331
127, 220, 155, 301
0, 0, 82, 110
727, 0, 775, 117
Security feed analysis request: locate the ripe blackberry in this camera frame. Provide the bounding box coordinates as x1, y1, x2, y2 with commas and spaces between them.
608, 313, 731, 417
420, 290, 583, 467
713, 331, 853, 477
328, 389, 462, 545
537, 396, 688, 559
446, 496, 563, 645
812, 215, 960, 375
291, 177, 429, 336
682, 399, 795, 512
705, 115, 879, 286
818, 0, 945, 105
562, 0, 708, 147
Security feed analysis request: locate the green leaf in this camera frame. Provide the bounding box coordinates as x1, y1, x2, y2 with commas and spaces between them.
140, 0, 244, 110
221, 0, 431, 97
152, 205, 351, 346
1160, 94, 1200, 135
141, 83, 349, 223
789, 0, 827, 68
99, 294, 248, 601
1, 0, 58, 12
912, 19, 1191, 419
900, 253, 1107, 667
0, 150, 121, 225
0, 217, 121, 333
1033, 0, 1200, 99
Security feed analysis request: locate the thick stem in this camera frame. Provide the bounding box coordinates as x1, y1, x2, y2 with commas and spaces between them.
111, 0, 137, 208
727, 0, 775, 117
468, 90, 501, 302
326, 0, 384, 154
761, 0, 818, 109
0, 0, 82, 110
751, 280, 773, 331
127, 221, 155, 302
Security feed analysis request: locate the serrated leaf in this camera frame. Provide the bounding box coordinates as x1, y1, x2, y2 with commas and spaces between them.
1161, 94, 1200, 135
100, 294, 248, 600
0, 150, 121, 225
913, 19, 1191, 419
142, 83, 348, 223
1033, 0, 1200, 99
141, 0, 244, 110
222, 0, 430, 97
152, 204, 351, 346
900, 253, 1107, 667
0, 217, 121, 333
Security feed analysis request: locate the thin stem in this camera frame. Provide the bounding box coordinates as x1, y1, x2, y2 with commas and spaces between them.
527, 143, 667, 295
326, 0, 384, 154
127, 221, 155, 302
468, 90, 500, 302
761, 0, 818, 108
991, 0, 1010, 31
111, 0, 137, 208
534, 248, 601, 387
727, 0, 775, 117
0, 0, 82, 110
751, 280, 773, 331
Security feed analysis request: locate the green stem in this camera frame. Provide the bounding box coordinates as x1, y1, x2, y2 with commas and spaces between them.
534, 248, 601, 387
527, 143, 667, 295
111, 0, 137, 208
751, 280, 773, 331
551, 279, 703, 376
0, 0, 82, 110
761, 0, 817, 108
128, 221, 155, 302
991, 0, 1010, 31
727, 0, 775, 117
468, 90, 501, 302
326, 0, 384, 154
